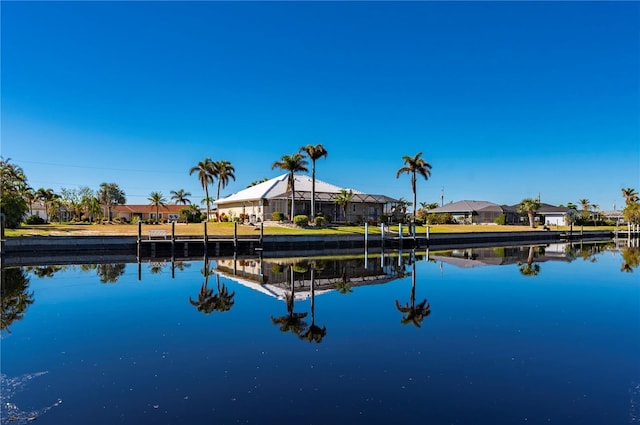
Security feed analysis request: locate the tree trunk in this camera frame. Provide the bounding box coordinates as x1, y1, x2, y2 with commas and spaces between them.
528, 211, 535, 228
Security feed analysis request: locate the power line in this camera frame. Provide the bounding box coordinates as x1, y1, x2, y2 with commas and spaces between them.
12, 158, 187, 175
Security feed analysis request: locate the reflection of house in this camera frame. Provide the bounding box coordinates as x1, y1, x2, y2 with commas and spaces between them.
427, 200, 518, 224
214, 174, 397, 223
215, 256, 404, 301
430, 244, 573, 268
111, 204, 184, 222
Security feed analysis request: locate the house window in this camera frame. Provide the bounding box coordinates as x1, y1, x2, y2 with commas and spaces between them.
353, 204, 356, 212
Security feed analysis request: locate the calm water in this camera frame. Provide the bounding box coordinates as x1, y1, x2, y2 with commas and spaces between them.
1, 241, 639, 424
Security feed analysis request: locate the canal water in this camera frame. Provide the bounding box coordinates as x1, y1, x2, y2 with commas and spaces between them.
1, 241, 639, 424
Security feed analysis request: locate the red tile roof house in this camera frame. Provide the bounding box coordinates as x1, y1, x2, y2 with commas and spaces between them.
111, 204, 185, 223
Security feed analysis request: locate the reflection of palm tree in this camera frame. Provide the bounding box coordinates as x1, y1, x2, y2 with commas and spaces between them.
519, 246, 541, 277
333, 269, 353, 294
1, 268, 35, 333
97, 263, 126, 283
189, 280, 217, 314
300, 268, 326, 343
189, 266, 235, 314
621, 247, 640, 272
395, 253, 431, 328
271, 266, 308, 335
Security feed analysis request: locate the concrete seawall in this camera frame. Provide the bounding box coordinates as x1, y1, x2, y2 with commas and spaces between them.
1, 230, 616, 263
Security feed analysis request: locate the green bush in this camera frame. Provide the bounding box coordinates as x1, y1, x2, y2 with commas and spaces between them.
272, 211, 285, 221
427, 213, 454, 225
271, 264, 284, 273
25, 214, 46, 225
494, 214, 506, 225
293, 215, 308, 226
314, 216, 326, 226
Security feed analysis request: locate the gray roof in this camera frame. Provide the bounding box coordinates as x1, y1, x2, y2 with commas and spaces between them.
427, 200, 503, 214
536, 203, 571, 215
215, 174, 396, 205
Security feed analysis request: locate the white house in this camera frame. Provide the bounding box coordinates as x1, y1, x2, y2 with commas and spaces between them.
214, 174, 397, 223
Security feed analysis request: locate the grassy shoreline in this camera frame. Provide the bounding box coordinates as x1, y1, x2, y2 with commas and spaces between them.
4, 222, 616, 237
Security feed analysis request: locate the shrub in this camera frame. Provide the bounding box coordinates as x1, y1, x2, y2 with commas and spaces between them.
293, 215, 308, 226
272, 211, 285, 221
314, 216, 326, 227
271, 264, 284, 273
368, 217, 378, 226
25, 214, 46, 225
494, 214, 506, 225
427, 213, 454, 225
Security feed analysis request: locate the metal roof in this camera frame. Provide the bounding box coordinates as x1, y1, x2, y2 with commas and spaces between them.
427, 200, 503, 214
215, 174, 397, 205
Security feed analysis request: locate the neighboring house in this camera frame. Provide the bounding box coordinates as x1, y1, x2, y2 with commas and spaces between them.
427, 200, 512, 224
111, 204, 184, 222
536, 203, 572, 226
214, 173, 397, 223
26, 201, 72, 222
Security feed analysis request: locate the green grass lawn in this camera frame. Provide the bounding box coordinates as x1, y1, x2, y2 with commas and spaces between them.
3, 222, 616, 238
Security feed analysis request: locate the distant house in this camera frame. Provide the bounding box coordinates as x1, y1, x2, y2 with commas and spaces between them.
111, 204, 184, 222
214, 173, 397, 223
536, 203, 572, 226
427, 200, 513, 224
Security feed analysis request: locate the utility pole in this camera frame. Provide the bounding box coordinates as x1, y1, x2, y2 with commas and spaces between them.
441, 187, 444, 207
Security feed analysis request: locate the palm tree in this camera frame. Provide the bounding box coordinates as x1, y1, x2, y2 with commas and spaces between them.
622, 188, 639, 206
272, 153, 309, 220
190, 158, 214, 221
518, 198, 540, 228
334, 189, 353, 223
212, 160, 236, 219
148, 191, 166, 224
299, 144, 328, 219
23, 186, 35, 216
395, 253, 431, 328
396, 152, 432, 220
35, 187, 56, 222
170, 189, 192, 205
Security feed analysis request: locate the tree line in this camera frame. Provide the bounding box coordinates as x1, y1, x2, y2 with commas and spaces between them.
2, 153, 638, 229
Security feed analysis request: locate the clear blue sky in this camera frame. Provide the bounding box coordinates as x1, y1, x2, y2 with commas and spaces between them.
2, 1, 638, 210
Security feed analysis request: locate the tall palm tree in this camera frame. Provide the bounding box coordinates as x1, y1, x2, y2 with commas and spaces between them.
190, 158, 214, 221
334, 189, 353, 222
518, 198, 540, 228
170, 189, 192, 205
299, 144, 328, 219
212, 160, 236, 219
622, 188, 638, 206
396, 152, 432, 220
272, 153, 309, 220
148, 191, 166, 224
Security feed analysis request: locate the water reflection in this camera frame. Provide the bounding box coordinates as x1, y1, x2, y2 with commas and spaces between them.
621, 247, 640, 272
395, 253, 431, 328
0, 268, 34, 334
270, 265, 309, 337
1, 239, 638, 424
189, 258, 235, 314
